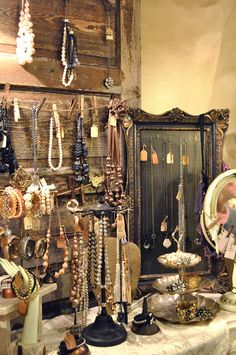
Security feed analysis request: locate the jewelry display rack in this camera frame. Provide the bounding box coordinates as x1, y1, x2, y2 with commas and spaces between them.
82, 202, 127, 347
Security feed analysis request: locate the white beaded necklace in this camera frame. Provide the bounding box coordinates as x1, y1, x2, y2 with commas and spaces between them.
16, 0, 35, 65
48, 104, 63, 171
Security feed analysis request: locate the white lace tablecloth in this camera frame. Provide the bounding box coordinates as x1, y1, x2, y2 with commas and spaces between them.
44, 306, 229, 355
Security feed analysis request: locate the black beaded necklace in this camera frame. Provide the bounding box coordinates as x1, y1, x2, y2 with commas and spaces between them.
0, 104, 18, 175
72, 101, 89, 184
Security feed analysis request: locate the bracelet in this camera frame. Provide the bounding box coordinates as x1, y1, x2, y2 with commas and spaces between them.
133, 312, 155, 326
18, 235, 35, 260
34, 237, 47, 259
8, 236, 20, 260
11, 270, 34, 300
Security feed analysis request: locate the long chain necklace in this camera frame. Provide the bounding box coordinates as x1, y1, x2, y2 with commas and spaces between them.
61, 1, 79, 87
0, 104, 18, 175
16, 0, 35, 65
176, 144, 185, 251
150, 141, 157, 249
72, 108, 89, 184
143, 156, 150, 250
87, 214, 98, 289
102, 0, 114, 89
31, 97, 46, 178
48, 105, 63, 171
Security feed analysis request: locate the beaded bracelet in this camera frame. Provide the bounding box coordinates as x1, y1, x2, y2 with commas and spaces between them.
11, 270, 34, 300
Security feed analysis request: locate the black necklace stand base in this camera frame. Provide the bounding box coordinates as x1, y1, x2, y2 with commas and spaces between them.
82, 311, 127, 347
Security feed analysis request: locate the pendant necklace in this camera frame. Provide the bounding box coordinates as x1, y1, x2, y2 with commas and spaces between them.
102, 0, 114, 89
143, 155, 150, 250
61, 0, 79, 87
162, 142, 171, 249
150, 141, 157, 249
176, 144, 185, 251
16, 0, 35, 65
48, 104, 63, 171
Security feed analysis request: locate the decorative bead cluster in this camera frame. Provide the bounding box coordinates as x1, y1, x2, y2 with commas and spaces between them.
105, 157, 124, 207
104, 76, 114, 89
167, 280, 186, 293
16, 0, 35, 65
61, 19, 80, 87
72, 114, 89, 183
48, 112, 63, 171
0, 105, 18, 175
196, 306, 212, 320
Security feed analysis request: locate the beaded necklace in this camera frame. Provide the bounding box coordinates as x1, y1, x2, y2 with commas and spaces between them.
0, 104, 18, 175
48, 105, 63, 171
61, 1, 79, 87
72, 103, 89, 184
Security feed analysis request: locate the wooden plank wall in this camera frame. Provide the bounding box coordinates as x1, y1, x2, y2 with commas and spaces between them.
0, 0, 141, 301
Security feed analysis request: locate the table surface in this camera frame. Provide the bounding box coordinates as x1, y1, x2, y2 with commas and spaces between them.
0, 283, 57, 315
43, 293, 235, 355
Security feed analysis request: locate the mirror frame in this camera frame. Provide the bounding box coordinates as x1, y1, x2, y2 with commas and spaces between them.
126, 107, 229, 280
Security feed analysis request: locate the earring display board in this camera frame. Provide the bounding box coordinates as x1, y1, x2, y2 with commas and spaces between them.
127, 107, 229, 279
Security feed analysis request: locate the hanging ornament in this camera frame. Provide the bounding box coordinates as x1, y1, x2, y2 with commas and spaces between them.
16, 0, 35, 65
163, 235, 172, 249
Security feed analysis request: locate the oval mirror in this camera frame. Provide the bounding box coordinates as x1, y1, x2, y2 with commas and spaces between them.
201, 169, 236, 312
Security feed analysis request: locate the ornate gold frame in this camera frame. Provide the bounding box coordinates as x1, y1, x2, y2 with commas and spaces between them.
126, 107, 229, 280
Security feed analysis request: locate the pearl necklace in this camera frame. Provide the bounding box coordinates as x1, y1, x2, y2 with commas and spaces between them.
16, 0, 35, 65
48, 111, 63, 171
61, 19, 79, 87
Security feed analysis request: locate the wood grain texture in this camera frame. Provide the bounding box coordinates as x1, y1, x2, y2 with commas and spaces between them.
0, 0, 121, 92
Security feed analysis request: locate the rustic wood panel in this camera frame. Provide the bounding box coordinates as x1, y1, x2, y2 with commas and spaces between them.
0, 0, 121, 92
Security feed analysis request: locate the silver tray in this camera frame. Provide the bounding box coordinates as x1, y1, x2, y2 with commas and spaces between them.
147, 293, 219, 324
153, 274, 206, 294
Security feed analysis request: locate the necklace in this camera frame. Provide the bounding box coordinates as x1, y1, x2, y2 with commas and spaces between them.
150, 142, 157, 249
102, 0, 114, 88
31, 97, 46, 177
16, 0, 35, 65
48, 104, 63, 171
72, 100, 89, 184
143, 159, 151, 250
61, 1, 79, 87
0, 104, 18, 175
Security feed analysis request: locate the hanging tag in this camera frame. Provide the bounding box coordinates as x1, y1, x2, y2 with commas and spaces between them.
225, 234, 236, 260
182, 154, 189, 166
65, 332, 77, 351
218, 230, 230, 254
57, 226, 66, 248
160, 216, 168, 232
1, 236, 8, 247
106, 27, 114, 40
152, 150, 159, 165
140, 145, 147, 161
32, 216, 40, 231
91, 124, 98, 138
14, 98, 20, 122
109, 115, 117, 127
24, 214, 33, 230
166, 143, 174, 164
60, 126, 65, 139
1, 134, 7, 148
18, 298, 29, 315
176, 185, 183, 201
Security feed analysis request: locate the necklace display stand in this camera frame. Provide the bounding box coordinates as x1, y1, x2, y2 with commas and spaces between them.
82, 202, 127, 346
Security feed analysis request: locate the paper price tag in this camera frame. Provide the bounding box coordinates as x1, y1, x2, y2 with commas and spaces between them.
109, 115, 117, 127
218, 230, 230, 254
24, 215, 33, 230
225, 234, 236, 260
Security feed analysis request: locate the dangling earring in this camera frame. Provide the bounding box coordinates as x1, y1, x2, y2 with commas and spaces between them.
166, 141, 174, 164
140, 144, 148, 161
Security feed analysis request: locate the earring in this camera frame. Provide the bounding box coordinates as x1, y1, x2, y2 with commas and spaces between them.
140, 144, 148, 161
